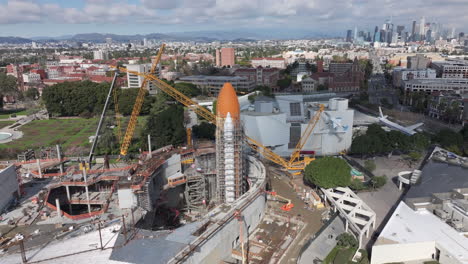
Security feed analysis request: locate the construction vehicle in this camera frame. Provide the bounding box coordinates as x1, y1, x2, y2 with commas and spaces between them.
114, 45, 323, 176
265, 191, 294, 211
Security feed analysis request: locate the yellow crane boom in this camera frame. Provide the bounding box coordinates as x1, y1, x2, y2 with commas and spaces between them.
119, 44, 166, 156
115, 48, 323, 174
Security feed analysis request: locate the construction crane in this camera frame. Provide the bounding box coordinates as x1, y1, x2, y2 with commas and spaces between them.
116, 67, 323, 174
114, 56, 322, 175
118, 44, 166, 156
265, 191, 294, 211
88, 71, 120, 164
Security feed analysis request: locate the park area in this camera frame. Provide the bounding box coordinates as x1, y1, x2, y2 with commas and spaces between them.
0, 115, 149, 160
0, 118, 98, 158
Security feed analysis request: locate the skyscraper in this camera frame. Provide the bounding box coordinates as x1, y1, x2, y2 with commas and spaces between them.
411, 20, 417, 41
346, 30, 353, 42
420, 16, 426, 39
215, 83, 245, 204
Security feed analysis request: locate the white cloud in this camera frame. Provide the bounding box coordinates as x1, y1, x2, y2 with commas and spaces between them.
0, 0, 467, 33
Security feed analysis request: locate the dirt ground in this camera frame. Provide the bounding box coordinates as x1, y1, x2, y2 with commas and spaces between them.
266, 166, 325, 264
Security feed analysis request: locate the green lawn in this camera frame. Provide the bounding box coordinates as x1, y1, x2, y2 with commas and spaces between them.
324, 246, 358, 264
0, 121, 15, 129
0, 118, 98, 154
0, 115, 149, 159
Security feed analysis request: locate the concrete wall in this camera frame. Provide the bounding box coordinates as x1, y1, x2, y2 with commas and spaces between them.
0, 165, 19, 212
371, 241, 463, 264
170, 156, 267, 264
371, 241, 436, 264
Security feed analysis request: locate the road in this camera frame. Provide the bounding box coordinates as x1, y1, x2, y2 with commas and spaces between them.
367, 49, 400, 107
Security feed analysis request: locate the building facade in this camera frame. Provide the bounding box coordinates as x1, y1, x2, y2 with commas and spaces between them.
407, 54, 430, 70
301, 77, 317, 93
124, 63, 158, 95
392, 67, 437, 87
234, 67, 280, 88
327, 59, 364, 92
93, 50, 109, 60
178, 75, 255, 95
215, 48, 235, 67
251, 58, 286, 69
0, 165, 20, 213
432, 60, 468, 79
404, 78, 468, 94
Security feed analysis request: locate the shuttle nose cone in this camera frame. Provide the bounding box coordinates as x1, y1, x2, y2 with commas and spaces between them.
216, 82, 240, 120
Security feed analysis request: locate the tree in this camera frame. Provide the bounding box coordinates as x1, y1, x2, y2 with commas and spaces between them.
370, 176, 387, 189
277, 78, 291, 90
174, 82, 202, 98
212, 100, 217, 114
24, 88, 40, 100
117, 88, 154, 116
192, 122, 215, 140
304, 157, 351, 188
0, 73, 18, 108
433, 129, 463, 154
145, 104, 185, 149
42, 81, 110, 116
336, 233, 358, 248
364, 160, 376, 172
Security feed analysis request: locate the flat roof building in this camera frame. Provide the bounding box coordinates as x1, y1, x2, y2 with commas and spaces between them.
177, 75, 255, 95
404, 78, 468, 94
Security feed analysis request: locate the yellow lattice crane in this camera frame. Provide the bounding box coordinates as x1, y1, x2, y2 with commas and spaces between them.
117, 66, 323, 174
119, 44, 166, 156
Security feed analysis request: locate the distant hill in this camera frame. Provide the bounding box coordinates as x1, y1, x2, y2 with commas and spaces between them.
0, 36, 32, 44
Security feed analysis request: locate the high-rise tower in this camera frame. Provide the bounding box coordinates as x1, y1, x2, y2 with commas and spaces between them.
215, 83, 245, 204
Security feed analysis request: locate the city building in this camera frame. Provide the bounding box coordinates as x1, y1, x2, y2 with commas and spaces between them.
432, 60, 468, 79
301, 77, 317, 93
177, 75, 255, 95
428, 92, 464, 123
407, 54, 430, 70
22, 73, 41, 83
242, 95, 354, 156
346, 30, 353, 42
327, 59, 364, 92
93, 50, 109, 60
372, 148, 468, 264
251, 57, 286, 69
215, 83, 245, 203
392, 67, 437, 87
215, 48, 235, 67
234, 67, 280, 88
124, 63, 158, 95
0, 165, 20, 213
404, 78, 468, 94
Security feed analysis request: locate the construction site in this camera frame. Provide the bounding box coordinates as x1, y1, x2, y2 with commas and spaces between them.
0, 45, 333, 264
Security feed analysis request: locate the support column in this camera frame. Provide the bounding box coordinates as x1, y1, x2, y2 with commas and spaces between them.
147, 134, 152, 159
55, 198, 62, 218
373, 217, 376, 229
359, 232, 363, 249
366, 227, 370, 238
82, 166, 92, 214
399, 180, 403, 190
36, 159, 42, 178
345, 220, 349, 232
65, 185, 72, 214
56, 144, 64, 174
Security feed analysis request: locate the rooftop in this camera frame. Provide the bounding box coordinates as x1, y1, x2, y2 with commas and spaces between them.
375, 202, 468, 262
406, 160, 468, 199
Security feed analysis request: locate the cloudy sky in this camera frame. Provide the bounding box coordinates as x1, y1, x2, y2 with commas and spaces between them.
0, 0, 467, 37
